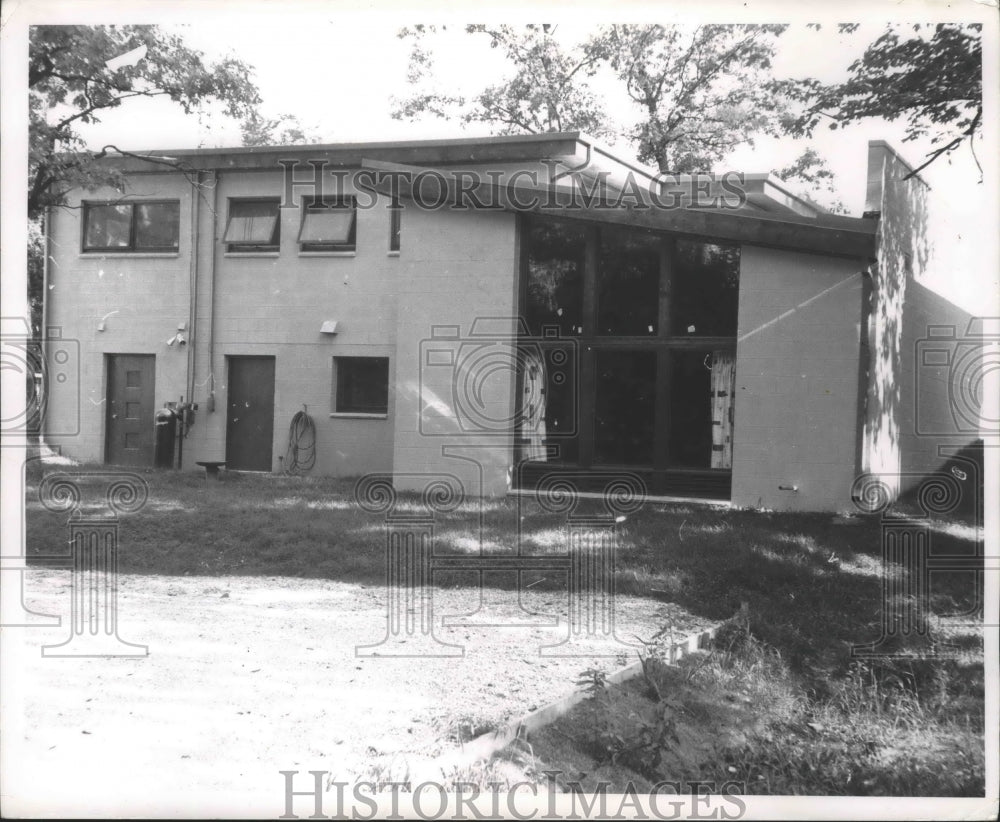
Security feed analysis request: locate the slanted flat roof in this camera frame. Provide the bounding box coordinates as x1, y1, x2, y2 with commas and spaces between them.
93, 132, 591, 173
86, 131, 877, 258
92, 131, 824, 217
360, 158, 877, 259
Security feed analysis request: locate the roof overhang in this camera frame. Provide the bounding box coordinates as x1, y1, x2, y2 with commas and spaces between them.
360, 159, 877, 260
80, 131, 833, 221
86, 133, 592, 174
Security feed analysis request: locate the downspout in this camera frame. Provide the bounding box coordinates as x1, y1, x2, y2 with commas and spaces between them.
40, 208, 51, 337
40, 207, 51, 446
179, 173, 202, 470
854, 262, 876, 481
207, 170, 219, 412
186, 173, 201, 407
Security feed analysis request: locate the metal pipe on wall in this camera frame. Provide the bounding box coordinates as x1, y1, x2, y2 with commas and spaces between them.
207, 170, 219, 413
185, 172, 202, 407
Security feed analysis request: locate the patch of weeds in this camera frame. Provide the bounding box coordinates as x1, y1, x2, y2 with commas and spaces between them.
575, 668, 625, 762
433, 711, 497, 745
612, 702, 682, 781
685, 623, 985, 795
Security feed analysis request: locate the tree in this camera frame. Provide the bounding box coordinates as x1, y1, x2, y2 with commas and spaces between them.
240, 112, 319, 147
27, 219, 45, 338
29, 25, 263, 220
393, 25, 611, 139
394, 24, 793, 175
786, 23, 983, 178
588, 24, 789, 173
775, 147, 848, 214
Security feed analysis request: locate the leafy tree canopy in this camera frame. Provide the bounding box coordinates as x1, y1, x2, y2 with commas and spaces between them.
588, 24, 789, 174
240, 112, 320, 147
785, 23, 983, 178
394, 24, 792, 175
29, 25, 263, 219
393, 24, 610, 138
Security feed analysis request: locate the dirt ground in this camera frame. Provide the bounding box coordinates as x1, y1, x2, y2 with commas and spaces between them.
6, 568, 715, 817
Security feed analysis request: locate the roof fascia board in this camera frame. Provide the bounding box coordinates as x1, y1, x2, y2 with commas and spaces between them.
360, 158, 876, 260
85, 134, 589, 174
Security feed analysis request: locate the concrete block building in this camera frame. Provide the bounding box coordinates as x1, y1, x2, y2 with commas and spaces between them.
40, 133, 980, 510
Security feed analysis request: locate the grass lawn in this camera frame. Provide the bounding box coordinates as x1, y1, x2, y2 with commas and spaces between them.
23, 461, 985, 797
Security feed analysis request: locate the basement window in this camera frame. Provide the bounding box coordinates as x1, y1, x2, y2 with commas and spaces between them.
224, 199, 280, 253
300, 196, 356, 253
334, 357, 389, 415
82, 200, 180, 252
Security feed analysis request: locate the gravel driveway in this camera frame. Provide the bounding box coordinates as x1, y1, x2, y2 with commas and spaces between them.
6, 569, 714, 817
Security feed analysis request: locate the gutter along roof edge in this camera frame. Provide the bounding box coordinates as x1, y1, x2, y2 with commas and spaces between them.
359, 158, 877, 259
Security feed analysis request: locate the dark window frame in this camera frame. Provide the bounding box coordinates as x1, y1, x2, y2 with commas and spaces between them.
299, 194, 357, 253
517, 213, 740, 475
333, 356, 390, 415
81, 199, 181, 253
389, 196, 401, 252
224, 197, 281, 253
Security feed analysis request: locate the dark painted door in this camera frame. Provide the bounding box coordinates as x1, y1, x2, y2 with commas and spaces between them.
226, 357, 275, 471
106, 354, 156, 466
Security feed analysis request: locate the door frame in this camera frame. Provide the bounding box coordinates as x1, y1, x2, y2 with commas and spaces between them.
224, 354, 277, 472
104, 353, 157, 467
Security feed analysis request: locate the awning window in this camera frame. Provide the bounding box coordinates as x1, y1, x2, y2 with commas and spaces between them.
299, 208, 356, 245
224, 200, 280, 249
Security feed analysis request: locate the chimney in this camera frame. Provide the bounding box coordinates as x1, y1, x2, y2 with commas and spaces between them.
863, 140, 924, 218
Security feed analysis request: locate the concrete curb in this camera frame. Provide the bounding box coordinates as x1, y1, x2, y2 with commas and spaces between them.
434, 624, 719, 771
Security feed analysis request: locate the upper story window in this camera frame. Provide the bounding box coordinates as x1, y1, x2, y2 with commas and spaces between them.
299, 195, 356, 253
82, 201, 180, 252
671, 240, 740, 337
223, 198, 280, 253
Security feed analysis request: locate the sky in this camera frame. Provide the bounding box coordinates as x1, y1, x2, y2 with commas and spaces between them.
72, 19, 981, 213
5, 1, 997, 312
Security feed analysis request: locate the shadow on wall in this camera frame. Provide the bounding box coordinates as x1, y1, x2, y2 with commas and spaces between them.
895, 439, 985, 525
862, 144, 935, 497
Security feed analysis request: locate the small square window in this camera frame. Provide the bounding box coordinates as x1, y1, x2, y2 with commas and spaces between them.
334, 357, 389, 414
135, 202, 180, 250
83, 204, 131, 250
224, 199, 280, 252
300, 196, 356, 252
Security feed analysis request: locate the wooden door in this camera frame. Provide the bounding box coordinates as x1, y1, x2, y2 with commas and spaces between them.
105, 354, 156, 466
225, 357, 275, 471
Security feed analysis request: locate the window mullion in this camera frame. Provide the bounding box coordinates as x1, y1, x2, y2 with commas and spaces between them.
128, 203, 137, 252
